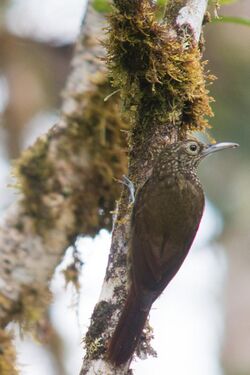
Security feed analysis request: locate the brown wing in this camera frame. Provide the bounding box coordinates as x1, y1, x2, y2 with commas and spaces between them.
130, 177, 204, 296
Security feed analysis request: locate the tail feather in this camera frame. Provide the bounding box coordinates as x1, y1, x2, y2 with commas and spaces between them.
107, 287, 152, 366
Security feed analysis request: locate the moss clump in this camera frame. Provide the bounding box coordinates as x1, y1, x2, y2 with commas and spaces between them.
14, 286, 51, 333
15, 137, 56, 230
62, 246, 83, 290
62, 75, 129, 235
0, 330, 17, 375
106, 0, 214, 146
15, 73, 129, 236
63, 262, 81, 290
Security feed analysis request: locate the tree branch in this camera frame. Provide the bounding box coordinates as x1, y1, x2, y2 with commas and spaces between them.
0, 4, 128, 338
164, 0, 208, 42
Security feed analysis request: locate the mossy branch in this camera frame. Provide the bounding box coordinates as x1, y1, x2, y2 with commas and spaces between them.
105, 0, 214, 192
0, 8, 128, 373
80, 0, 211, 374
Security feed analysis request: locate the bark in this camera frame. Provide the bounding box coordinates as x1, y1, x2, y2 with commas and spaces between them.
80, 0, 210, 374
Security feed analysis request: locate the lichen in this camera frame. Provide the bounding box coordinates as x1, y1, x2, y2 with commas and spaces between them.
84, 300, 117, 359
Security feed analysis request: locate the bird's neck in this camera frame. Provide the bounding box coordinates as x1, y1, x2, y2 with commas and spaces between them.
177, 166, 202, 190
156, 160, 201, 187
152, 154, 202, 189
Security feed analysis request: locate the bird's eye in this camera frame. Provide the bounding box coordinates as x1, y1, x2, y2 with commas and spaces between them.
190, 144, 197, 151
186, 142, 199, 155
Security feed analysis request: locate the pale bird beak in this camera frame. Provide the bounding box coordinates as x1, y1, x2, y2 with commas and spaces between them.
201, 142, 239, 157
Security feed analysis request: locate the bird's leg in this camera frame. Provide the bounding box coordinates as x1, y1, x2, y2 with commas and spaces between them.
120, 175, 135, 204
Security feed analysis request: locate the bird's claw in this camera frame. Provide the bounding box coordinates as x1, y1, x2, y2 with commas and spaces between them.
118, 175, 135, 204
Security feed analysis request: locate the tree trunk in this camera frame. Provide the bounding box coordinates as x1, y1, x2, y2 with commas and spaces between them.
80, 0, 211, 374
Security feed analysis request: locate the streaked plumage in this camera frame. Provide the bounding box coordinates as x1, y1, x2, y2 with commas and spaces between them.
108, 139, 238, 366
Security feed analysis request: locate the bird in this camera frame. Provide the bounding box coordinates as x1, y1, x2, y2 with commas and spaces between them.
107, 138, 238, 366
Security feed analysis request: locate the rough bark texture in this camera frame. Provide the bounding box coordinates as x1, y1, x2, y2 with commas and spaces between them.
80, 0, 210, 374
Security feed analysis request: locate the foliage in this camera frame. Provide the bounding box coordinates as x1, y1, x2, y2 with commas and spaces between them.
93, 0, 167, 13
92, 0, 112, 13
208, 0, 250, 27
212, 16, 250, 26
217, 0, 237, 4
93, 0, 250, 28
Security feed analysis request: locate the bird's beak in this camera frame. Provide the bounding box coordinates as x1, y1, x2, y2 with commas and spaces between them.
201, 142, 239, 157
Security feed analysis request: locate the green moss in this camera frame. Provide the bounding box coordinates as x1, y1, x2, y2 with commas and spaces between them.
63, 75, 129, 235
15, 137, 56, 231
15, 73, 129, 236
14, 286, 51, 333
106, 0, 214, 155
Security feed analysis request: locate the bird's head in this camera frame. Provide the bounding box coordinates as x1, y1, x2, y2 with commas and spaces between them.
157, 139, 239, 176
177, 139, 239, 169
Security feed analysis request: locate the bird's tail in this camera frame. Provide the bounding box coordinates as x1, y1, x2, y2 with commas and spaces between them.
107, 287, 152, 366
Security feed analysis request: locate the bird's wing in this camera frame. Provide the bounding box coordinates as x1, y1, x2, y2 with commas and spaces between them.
130, 181, 172, 290
131, 179, 204, 293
